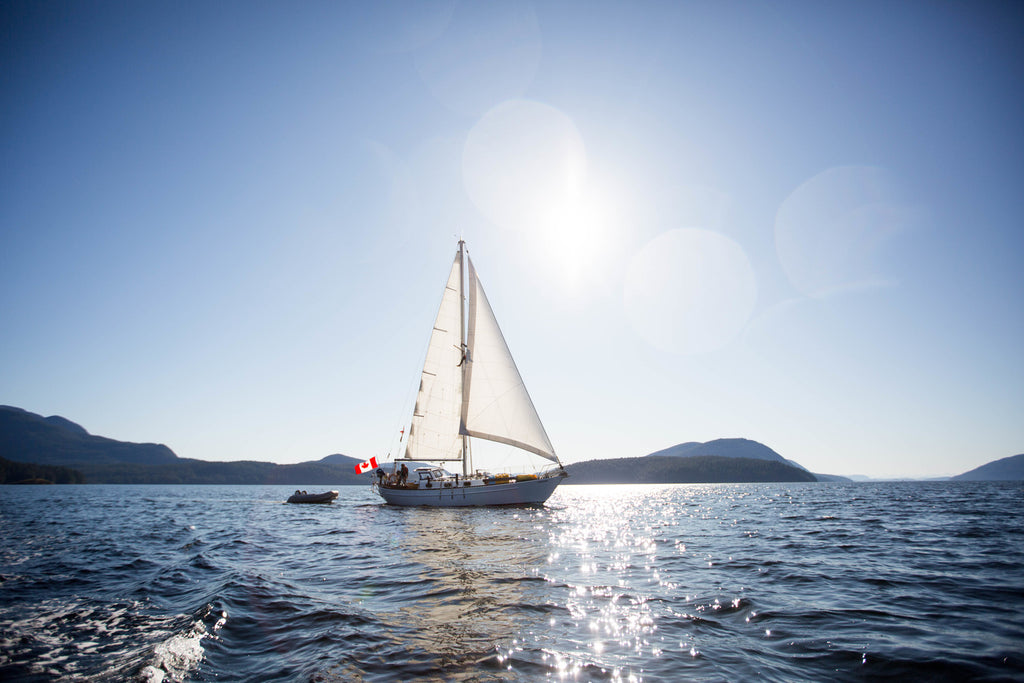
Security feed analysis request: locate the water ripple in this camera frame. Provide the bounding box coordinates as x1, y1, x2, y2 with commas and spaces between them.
1, 482, 1022, 681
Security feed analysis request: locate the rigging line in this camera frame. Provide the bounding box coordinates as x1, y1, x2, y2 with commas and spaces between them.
390, 341, 430, 463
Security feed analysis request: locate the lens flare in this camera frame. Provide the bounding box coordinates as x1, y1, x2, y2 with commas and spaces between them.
624, 229, 757, 354
775, 165, 917, 298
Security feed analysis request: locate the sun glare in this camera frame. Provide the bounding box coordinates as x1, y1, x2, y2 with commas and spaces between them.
463, 99, 588, 232
463, 99, 618, 290
775, 165, 918, 298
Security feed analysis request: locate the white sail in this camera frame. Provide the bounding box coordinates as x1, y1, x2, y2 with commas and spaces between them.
377, 241, 566, 507
404, 253, 464, 462
460, 256, 558, 462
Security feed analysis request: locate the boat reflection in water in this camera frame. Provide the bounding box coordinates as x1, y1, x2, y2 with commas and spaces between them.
384, 505, 552, 674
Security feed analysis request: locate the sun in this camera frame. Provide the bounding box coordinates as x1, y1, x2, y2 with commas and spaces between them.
535, 193, 609, 290
461, 98, 624, 293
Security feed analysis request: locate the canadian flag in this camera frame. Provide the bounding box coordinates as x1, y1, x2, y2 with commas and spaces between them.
354, 456, 378, 475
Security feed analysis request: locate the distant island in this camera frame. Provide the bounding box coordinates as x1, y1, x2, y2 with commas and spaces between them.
566, 438, 819, 483
565, 454, 816, 484
0, 406, 368, 485
951, 453, 1024, 482
1, 405, 1021, 485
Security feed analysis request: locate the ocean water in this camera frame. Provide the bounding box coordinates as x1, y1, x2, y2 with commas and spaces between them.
1, 482, 1022, 682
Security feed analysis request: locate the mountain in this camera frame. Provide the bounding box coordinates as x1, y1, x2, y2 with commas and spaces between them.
0, 405, 178, 466
12, 404, 1013, 485
42, 415, 89, 435
0, 406, 376, 485
73, 458, 372, 485
952, 454, 1024, 481
566, 455, 817, 484
648, 438, 789, 462
645, 438, 860, 481
314, 453, 363, 467
812, 473, 855, 483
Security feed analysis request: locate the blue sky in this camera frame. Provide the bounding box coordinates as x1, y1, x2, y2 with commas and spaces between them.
2, 1, 1021, 478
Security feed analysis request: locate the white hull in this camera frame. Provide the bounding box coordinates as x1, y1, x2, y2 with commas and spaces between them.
377, 474, 564, 507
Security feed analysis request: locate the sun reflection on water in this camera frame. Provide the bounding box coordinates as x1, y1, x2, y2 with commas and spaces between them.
362, 482, 1020, 680
481, 484, 774, 680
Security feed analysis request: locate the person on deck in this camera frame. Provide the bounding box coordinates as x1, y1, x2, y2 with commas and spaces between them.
399, 463, 409, 485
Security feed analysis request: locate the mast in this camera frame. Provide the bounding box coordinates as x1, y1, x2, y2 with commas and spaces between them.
458, 239, 471, 478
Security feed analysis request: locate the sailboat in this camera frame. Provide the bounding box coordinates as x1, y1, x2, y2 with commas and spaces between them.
376, 240, 567, 507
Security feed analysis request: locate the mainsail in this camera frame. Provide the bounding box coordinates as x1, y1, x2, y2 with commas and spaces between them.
404, 253, 464, 462
461, 257, 558, 462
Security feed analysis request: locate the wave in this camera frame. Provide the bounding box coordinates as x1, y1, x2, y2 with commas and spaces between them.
0, 596, 225, 682
3, 483, 1023, 682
